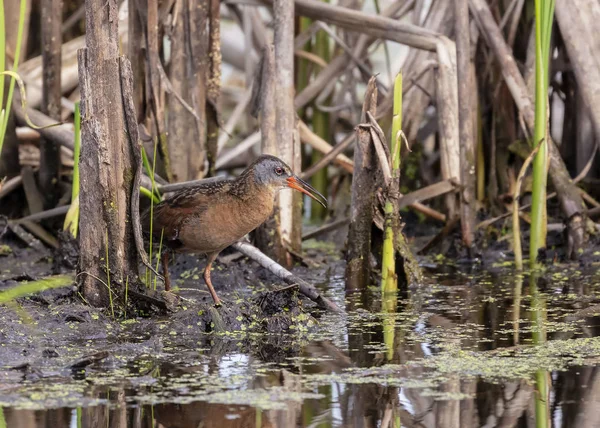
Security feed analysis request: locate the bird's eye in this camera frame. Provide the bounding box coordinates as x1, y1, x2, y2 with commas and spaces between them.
275, 167, 283, 175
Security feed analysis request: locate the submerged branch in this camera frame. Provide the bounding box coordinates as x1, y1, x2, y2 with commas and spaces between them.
232, 241, 342, 313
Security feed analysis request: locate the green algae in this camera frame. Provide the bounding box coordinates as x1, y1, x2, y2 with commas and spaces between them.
4, 266, 600, 416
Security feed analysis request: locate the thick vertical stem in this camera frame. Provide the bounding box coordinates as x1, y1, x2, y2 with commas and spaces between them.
434, 39, 461, 219
345, 77, 378, 291
187, 0, 208, 178
128, 0, 145, 119
296, 16, 312, 119
310, 20, 330, 221
0, 78, 19, 179
205, 0, 221, 176
166, 1, 204, 182
255, 44, 287, 263
40, 0, 62, 208
77, 0, 138, 307
259, 46, 277, 156
530, 0, 554, 266
274, 0, 302, 253
146, 0, 170, 182
454, 0, 476, 249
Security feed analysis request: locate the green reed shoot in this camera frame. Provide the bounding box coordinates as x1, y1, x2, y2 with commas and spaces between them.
0, 0, 27, 160
381, 73, 403, 361
529, 0, 555, 267
381, 72, 402, 295
153, 229, 164, 290
64, 103, 81, 237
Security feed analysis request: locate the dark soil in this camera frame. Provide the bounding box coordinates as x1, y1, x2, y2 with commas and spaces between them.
0, 221, 344, 381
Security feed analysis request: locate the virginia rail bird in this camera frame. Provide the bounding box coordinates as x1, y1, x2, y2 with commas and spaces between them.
142, 155, 327, 306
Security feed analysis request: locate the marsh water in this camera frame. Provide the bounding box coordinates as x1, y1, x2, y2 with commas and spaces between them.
3, 261, 600, 428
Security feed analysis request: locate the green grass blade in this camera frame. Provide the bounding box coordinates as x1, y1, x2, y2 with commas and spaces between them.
0, 0, 28, 142
140, 186, 160, 203
0, 0, 6, 159
72, 102, 81, 199
153, 228, 164, 290
0, 0, 6, 115
64, 103, 81, 237
0, 407, 6, 428
0, 274, 74, 303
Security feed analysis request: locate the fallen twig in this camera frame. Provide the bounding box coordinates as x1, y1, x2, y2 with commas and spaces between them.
300, 133, 354, 180
298, 120, 354, 172
0, 175, 23, 200
262, 0, 440, 51
397, 180, 458, 210
232, 241, 342, 313
302, 217, 350, 241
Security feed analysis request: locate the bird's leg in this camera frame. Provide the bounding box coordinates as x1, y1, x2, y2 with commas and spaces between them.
162, 251, 172, 292
203, 252, 221, 306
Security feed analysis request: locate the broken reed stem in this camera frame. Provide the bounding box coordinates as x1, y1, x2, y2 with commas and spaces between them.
274, 0, 302, 253
345, 77, 378, 291
381, 72, 402, 295
455, 0, 476, 248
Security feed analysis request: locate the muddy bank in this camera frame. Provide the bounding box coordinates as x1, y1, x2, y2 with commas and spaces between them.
0, 228, 345, 390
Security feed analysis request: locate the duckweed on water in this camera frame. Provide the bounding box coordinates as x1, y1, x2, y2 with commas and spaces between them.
5, 267, 600, 414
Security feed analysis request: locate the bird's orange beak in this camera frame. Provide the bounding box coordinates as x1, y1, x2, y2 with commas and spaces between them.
286, 176, 327, 208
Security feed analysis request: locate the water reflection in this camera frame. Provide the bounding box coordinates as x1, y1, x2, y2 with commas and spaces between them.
4, 270, 600, 427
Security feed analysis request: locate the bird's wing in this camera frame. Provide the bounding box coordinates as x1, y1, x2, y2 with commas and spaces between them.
164, 179, 234, 209
142, 179, 235, 246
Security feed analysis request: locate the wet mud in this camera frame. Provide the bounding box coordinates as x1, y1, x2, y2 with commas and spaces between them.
4, 227, 600, 426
